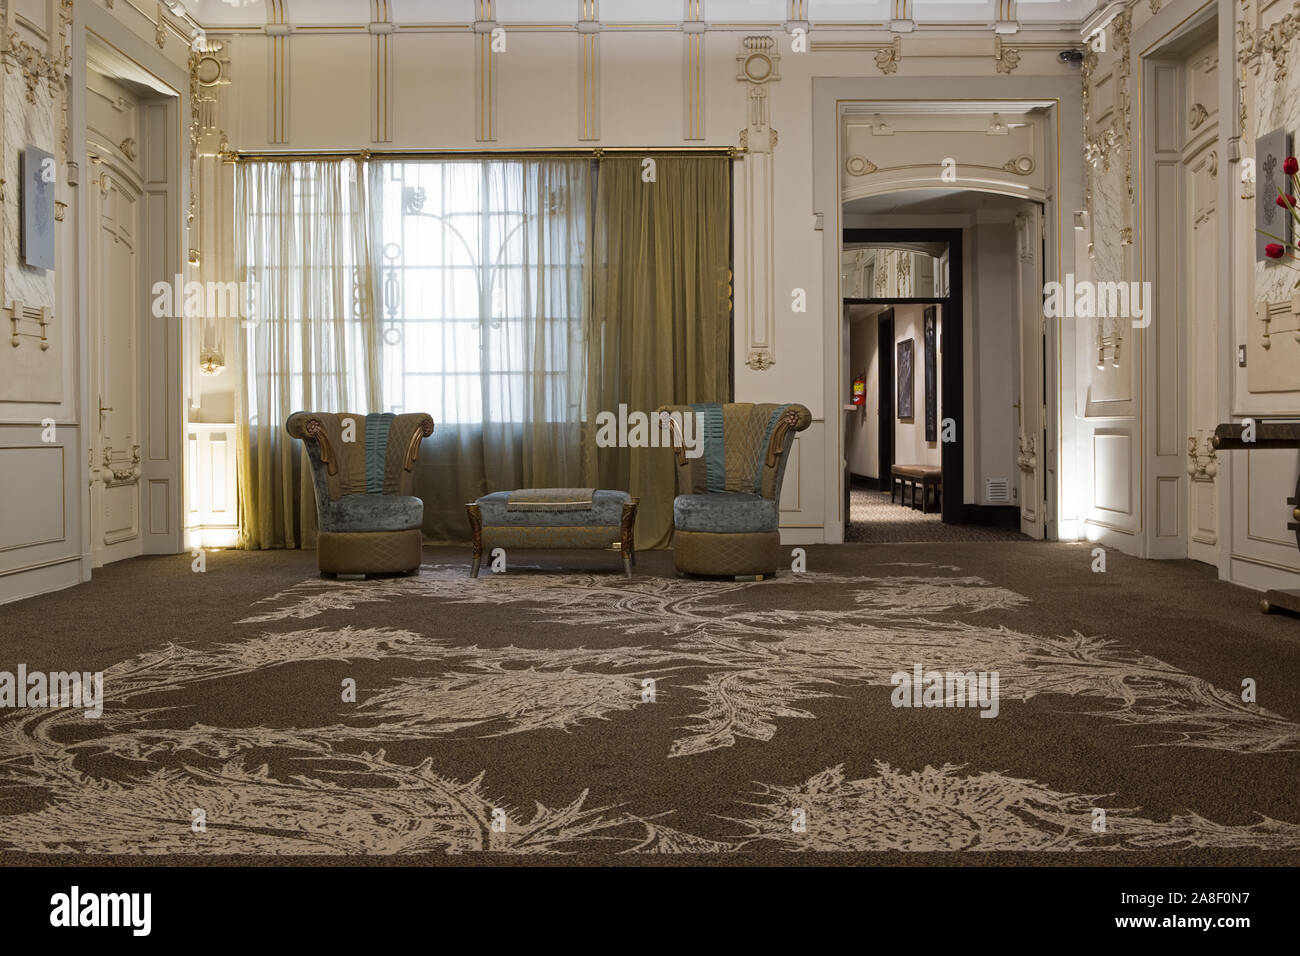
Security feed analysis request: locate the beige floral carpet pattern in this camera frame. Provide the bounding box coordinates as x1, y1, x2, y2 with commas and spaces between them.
1, 561, 1298, 857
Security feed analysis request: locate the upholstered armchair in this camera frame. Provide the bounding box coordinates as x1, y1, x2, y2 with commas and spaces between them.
657, 402, 812, 579
285, 411, 435, 577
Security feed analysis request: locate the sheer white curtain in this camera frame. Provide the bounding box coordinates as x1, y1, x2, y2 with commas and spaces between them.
370, 158, 591, 540
234, 156, 592, 547
234, 158, 379, 549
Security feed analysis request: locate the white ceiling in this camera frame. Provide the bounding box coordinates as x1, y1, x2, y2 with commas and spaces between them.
174, 0, 1101, 29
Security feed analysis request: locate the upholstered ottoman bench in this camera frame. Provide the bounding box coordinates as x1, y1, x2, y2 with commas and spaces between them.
465, 489, 638, 578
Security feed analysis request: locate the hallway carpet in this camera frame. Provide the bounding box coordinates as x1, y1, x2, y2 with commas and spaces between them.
1, 542, 1297, 865
845, 484, 1029, 543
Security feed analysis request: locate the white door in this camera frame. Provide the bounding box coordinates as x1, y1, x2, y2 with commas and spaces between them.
88, 157, 145, 567
1015, 206, 1047, 539
1183, 39, 1220, 565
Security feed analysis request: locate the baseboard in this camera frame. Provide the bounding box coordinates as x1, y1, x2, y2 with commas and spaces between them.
0, 557, 82, 606
849, 473, 882, 491
957, 505, 1020, 528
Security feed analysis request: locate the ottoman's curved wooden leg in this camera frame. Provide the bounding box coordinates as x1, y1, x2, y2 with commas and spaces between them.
465, 503, 483, 578
620, 498, 639, 579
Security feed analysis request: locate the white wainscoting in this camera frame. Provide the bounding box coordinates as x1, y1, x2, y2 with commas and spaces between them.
1229, 448, 1300, 591
0, 425, 84, 604
184, 424, 238, 550
779, 422, 827, 545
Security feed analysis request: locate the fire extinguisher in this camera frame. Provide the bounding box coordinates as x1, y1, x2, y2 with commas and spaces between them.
851, 375, 866, 407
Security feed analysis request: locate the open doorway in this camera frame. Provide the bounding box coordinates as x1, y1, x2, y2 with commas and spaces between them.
84, 31, 186, 566
842, 222, 1036, 543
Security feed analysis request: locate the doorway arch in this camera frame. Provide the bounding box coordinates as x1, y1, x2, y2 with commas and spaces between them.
812, 81, 1087, 545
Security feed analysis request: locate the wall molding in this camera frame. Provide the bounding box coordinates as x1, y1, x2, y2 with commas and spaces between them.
578, 0, 599, 140
371, 0, 394, 142
737, 35, 780, 372
266, 0, 290, 143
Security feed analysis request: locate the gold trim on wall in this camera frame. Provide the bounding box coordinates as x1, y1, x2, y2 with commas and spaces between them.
222, 146, 738, 163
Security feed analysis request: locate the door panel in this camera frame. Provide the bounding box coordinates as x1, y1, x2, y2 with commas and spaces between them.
89, 164, 144, 563
1184, 41, 1219, 565
1015, 207, 1046, 539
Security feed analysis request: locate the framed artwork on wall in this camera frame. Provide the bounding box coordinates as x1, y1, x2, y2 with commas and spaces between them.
21, 145, 56, 271
897, 338, 914, 420
923, 307, 937, 442
1256, 128, 1293, 261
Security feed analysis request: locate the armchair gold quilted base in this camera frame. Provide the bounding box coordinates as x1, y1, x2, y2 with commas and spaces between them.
286, 410, 434, 578
658, 402, 812, 581
671, 529, 781, 580
318, 529, 423, 577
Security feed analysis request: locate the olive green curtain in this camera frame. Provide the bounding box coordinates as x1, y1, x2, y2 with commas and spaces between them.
582, 156, 732, 550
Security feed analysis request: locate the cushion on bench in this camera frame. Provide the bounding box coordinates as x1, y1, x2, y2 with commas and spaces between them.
476, 489, 629, 527
891, 464, 941, 479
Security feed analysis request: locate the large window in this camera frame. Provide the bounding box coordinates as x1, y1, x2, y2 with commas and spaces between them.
372, 160, 591, 425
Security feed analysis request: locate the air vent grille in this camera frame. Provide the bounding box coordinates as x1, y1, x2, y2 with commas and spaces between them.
985, 477, 1011, 503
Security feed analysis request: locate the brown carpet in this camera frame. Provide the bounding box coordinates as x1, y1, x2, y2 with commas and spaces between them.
1, 542, 1298, 865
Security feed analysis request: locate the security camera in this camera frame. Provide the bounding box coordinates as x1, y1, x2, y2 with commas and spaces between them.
1058, 50, 1085, 64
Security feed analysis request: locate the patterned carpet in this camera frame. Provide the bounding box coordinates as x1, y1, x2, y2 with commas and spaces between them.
846, 483, 1030, 543
0, 543, 1297, 863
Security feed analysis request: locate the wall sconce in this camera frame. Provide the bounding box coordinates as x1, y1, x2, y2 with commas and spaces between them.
199, 314, 225, 376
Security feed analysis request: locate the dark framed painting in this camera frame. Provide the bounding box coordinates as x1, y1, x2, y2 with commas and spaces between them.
896, 338, 914, 420
1257, 128, 1293, 261
923, 307, 937, 442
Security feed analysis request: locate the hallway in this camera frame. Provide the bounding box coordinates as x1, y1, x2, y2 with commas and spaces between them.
845, 477, 1029, 543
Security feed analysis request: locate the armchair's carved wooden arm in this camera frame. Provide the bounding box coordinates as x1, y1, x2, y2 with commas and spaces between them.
765, 407, 806, 468
658, 410, 690, 467
403, 416, 435, 472
303, 418, 339, 476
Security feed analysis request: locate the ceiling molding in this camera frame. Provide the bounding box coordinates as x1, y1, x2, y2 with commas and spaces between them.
165, 1, 1105, 34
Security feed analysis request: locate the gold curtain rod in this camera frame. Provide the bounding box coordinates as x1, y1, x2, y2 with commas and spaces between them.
221, 146, 741, 163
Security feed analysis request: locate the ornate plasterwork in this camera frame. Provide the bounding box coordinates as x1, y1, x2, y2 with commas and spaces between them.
738, 36, 781, 372
1082, 48, 1096, 249
1257, 295, 1300, 351
1003, 154, 1035, 175
155, 4, 167, 49
1080, 11, 1134, 259
1114, 10, 1134, 210
1, 32, 65, 103
844, 155, 877, 176
1238, 5, 1300, 84
189, 40, 230, 225
1085, 123, 1121, 173
102, 445, 142, 486
875, 38, 900, 75
1186, 436, 1219, 481
7, 303, 51, 351
994, 37, 1020, 74
1017, 434, 1037, 473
